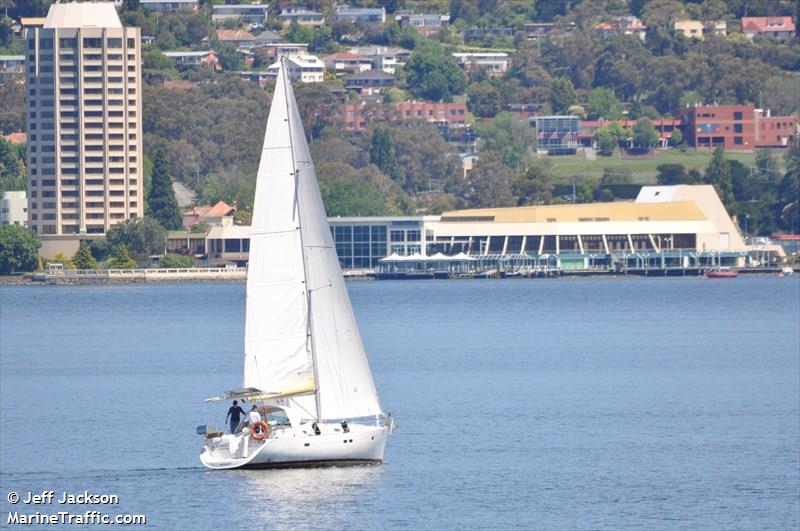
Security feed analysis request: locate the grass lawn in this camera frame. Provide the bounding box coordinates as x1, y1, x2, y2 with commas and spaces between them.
547, 149, 766, 183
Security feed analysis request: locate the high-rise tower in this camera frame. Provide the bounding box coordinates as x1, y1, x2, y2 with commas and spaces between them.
25, 2, 142, 237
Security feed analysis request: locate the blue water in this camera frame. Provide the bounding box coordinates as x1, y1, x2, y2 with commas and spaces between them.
1, 277, 798, 530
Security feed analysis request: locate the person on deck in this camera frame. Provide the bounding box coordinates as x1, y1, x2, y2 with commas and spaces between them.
248, 405, 262, 425
225, 400, 245, 434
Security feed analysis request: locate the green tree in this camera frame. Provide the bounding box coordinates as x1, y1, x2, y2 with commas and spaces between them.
0, 225, 40, 274
513, 161, 556, 205
586, 88, 623, 120
147, 148, 182, 230
71, 241, 97, 270
704, 146, 735, 211
159, 253, 193, 268
549, 77, 578, 114
216, 43, 242, 71
776, 144, 799, 232
319, 178, 388, 216
404, 41, 466, 102
594, 123, 628, 156
108, 245, 137, 269
632, 118, 660, 150
670, 128, 683, 147
369, 127, 398, 180
657, 163, 691, 185
465, 156, 515, 208
106, 218, 166, 257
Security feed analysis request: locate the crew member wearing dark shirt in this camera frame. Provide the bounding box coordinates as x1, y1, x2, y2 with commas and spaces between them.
226, 400, 245, 433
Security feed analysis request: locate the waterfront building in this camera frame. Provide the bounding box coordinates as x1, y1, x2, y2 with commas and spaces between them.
190, 185, 780, 271
24, 3, 142, 241
211, 4, 268, 24
0, 191, 27, 226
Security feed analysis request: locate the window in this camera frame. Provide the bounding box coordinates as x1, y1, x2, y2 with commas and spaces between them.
733, 111, 743, 121
127, 38, 135, 48
734, 136, 743, 145
59, 38, 77, 48
107, 38, 122, 48
734, 123, 743, 133
83, 38, 103, 49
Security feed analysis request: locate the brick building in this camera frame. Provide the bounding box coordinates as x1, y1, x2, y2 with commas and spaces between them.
684, 105, 796, 150
341, 101, 467, 132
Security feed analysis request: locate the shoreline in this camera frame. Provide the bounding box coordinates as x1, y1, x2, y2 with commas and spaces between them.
2, 269, 792, 286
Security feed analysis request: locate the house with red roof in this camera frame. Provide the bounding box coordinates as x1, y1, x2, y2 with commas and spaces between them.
741, 17, 796, 43
216, 29, 256, 48
596, 16, 647, 41
183, 201, 237, 229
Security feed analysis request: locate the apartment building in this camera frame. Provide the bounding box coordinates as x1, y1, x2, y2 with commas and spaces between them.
683, 104, 796, 150
25, 3, 142, 237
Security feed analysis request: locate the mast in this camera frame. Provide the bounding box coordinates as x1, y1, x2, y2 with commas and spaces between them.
280, 58, 322, 420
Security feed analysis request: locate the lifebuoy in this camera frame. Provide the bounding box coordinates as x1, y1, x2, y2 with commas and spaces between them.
251, 420, 269, 440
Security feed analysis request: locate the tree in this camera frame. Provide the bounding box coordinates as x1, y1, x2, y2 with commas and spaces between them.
147, 148, 182, 230
632, 118, 660, 150
657, 164, 691, 185
467, 81, 503, 118
404, 41, 466, 102
159, 253, 193, 268
670, 128, 683, 147
475, 112, 536, 170
776, 145, 799, 232
216, 43, 242, 71
71, 241, 97, 270
586, 88, 623, 120
513, 162, 556, 205
319, 178, 388, 216
549, 77, 578, 114
0, 225, 40, 274
369, 127, 398, 180
107, 245, 137, 269
704, 146, 735, 211
761, 76, 800, 116
594, 123, 628, 156
465, 156, 515, 208
106, 218, 166, 257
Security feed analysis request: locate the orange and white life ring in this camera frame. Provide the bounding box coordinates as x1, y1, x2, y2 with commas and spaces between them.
250, 420, 269, 441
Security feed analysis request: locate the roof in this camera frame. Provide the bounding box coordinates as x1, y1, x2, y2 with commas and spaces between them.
20, 17, 47, 26
254, 30, 282, 42
184, 201, 236, 218
207, 224, 251, 239
163, 50, 215, 57
44, 2, 122, 29
279, 8, 323, 17
345, 69, 395, 81
216, 29, 255, 41
440, 201, 707, 223
0, 55, 24, 61
741, 16, 796, 32
323, 52, 367, 62
2, 132, 27, 144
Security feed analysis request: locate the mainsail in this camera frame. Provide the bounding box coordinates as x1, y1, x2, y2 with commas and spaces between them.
243, 60, 382, 420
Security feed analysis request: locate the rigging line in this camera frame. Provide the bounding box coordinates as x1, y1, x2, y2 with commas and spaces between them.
308, 282, 333, 293
250, 228, 300, 236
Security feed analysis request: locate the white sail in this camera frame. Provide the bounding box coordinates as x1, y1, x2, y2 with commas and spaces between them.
244, 61, 382, 420
243, 62, 315, 411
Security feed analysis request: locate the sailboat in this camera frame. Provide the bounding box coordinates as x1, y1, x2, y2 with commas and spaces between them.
198, 59, 393, 469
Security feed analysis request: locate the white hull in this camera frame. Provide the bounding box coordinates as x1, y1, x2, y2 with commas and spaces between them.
200, 423, 389, 470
